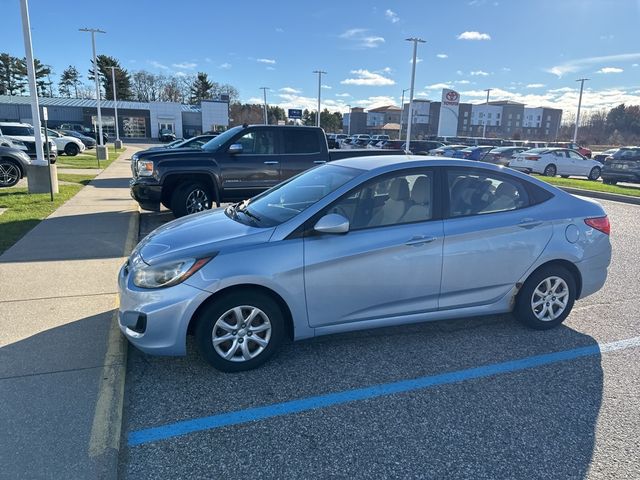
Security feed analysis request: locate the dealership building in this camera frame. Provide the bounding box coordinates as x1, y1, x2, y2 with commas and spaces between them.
0, 95, 229, 139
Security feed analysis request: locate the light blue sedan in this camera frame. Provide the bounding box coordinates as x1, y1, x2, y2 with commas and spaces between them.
119, 156, 612, 371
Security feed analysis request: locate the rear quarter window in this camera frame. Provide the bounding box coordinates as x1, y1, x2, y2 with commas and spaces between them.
283, 130, 321, 154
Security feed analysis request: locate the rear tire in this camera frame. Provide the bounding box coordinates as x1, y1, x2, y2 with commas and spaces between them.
515, 265, 576, 330
588, 166, 601, 181
195, 290, 285, 372
171, 182, 212, 217
64, 143, 79, 156
603, 178, 617, 185
0, 159, 21, 188
543, 164, 557, 177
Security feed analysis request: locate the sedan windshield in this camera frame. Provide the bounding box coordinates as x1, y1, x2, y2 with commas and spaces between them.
227, 164, 362, 227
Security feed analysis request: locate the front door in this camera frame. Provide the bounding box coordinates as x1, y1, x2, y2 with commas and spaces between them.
304, 169, 443, 328
440, 168, 553, 309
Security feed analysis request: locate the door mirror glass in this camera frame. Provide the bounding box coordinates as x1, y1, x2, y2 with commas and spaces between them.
314, 213, 350, 234
228, 143, 243, 154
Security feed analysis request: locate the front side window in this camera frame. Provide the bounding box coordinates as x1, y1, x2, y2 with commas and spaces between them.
447, 169, 529, 217
327, 171, 435, 230
236, 130, 276, 154
568, 150, 584, 160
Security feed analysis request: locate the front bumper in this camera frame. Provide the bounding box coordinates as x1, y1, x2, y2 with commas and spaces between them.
118, 261, 212, 356
130, 179, 162, 211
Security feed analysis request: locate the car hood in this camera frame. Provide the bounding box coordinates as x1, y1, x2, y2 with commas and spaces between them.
135, 208, 274, 265
135, 146, 206, 160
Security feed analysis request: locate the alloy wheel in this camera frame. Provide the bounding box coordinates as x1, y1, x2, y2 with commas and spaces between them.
211, 306, 272, 362
530, 276, 569, 322
0, 163, 20, 187
185, 188, 210, 214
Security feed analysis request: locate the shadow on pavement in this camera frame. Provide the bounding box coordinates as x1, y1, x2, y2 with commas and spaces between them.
122, 314, 604, 479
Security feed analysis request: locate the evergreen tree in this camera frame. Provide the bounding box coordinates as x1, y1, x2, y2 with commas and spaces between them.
189, 72, 214, 104
0, 53, 27, 95
59, 65, 81, 98
89, 55, 132, 100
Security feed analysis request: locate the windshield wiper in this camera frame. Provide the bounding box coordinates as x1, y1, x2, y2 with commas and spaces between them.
237, 204, 261, 222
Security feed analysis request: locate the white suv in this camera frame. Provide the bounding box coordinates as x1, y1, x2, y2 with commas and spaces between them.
42, 128, 85, 156
0, 122, 57, 161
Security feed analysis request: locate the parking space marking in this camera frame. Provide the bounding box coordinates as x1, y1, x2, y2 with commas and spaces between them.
128, 336, 640, 447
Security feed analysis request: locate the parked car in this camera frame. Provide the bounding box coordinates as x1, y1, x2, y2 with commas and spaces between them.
58, 129, 97, 149
381, 140, 405, 150
0, 145, 33, 187
59, 123, 109, 144
601, 146, 640, 185
430, 145, 467, 156
593, 148, 619, 164
509, 148, 602, 180
406, 141, 445, 154
119, 156, 611, 372
484, 147, 529, 166
159, 129, 177, 142
129, 125, 403, 217
42, 128, 85, 156
353, 139, 370, 148
142, 135, 215, 153
0, 122, 57, 162
326, 134, 339, 149
452, 146, 494, 161
547, 142, 592, 158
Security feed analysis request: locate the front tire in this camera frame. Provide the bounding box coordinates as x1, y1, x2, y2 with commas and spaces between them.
195, 290, 285, 372
64, 143, 80, 156
171, 182, 212, 217
515, 265, 576, 330
543, 164, 557, 177
588, 166, 601, 181
0, 159, 21, 187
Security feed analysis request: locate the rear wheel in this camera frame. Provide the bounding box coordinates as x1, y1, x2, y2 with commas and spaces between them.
64, 143, 79, 156
171, 182, 212, 217
0, 159, 21, 187
603, 178, 617, 185
515, 265, 576, 330
543, 164, 557, 177
561, 175, 569, 178
588, 166, 601, 181
195, 290, 285, 372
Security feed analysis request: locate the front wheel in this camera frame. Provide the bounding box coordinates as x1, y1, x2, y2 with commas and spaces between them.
543, 164, 557, 177
603, 178, 617, 185
171, 182, 212, 217
515, 265, 576, 330
588, 166, 601, 181
64, 143, 80, 156
195, 290, 285, 372
0, 159, 21, 187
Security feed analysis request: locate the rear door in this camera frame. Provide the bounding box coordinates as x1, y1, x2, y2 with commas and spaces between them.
440, 168, 553, 309
280, 129, 325, 180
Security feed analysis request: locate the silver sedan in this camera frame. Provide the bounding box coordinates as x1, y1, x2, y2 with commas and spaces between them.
118, 156, 612, 372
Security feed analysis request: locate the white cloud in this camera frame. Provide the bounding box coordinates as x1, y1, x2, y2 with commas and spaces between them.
457, 80, 471, 84
470, 70, 489, 76
502, 67, 511, 72
257, 58, 276, 64
172, 62, 197, 69
457, 31, 491, 41
175, 71, 187, 77
341, 69, 395, 86
597, 67, 623, 74
275, 93, 351, 113
354, 96, 397, 109
248, 97, 263, 104
275, 27, 284, 33
526, 83, 546, 88
266, 66, 275, 71
633, 63, 639, 67
280, 87, 301, 94
321, 84, 332, 89
425, 83, 453, 90
456, 70, 464, 76
546, 52, 640, 77
219, 62, 232, 69
385, 9, 399, 23
335, 93, 351, 97
381, 67, 393, 73
204, 57, 212, 63
436, 53, 448, 59
339, 28, 385, 48
409, 57, 423, 64
547, 87, 575, 93
599, 34, 614, 40
148, 60, 169, 70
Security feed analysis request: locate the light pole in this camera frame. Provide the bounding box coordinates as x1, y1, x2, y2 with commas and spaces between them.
482, 88, 492, 138
399, 87, 409, 140
313, 70, 326, 128
259, 87, 269, 124
405, 38, 425, 152
80, 27, 107, 162
346, 104, 352, 135
110, 66, 123, 149
573, 78, 589, 143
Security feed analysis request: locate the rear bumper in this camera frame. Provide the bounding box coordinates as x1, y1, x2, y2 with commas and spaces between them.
601, 170, 640, 182
130, 180, 162, 211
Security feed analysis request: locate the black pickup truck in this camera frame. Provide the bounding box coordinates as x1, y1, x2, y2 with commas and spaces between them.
130, 125, 402, 217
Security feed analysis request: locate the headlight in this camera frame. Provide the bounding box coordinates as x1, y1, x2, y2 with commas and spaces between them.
137, 160, 154, 176
131, 153, 139, 161
132, 257, 212, 289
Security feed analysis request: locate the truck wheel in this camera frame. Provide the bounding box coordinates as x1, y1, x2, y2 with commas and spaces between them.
64, 143, 79, 156
171, 182, 212, 217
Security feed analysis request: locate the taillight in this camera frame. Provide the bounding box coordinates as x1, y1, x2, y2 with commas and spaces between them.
525, 155, 540, 160
585, 216, 610, 235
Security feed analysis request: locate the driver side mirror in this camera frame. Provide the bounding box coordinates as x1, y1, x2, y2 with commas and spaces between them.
314, 213, 349, 234
228, 143, 243, 154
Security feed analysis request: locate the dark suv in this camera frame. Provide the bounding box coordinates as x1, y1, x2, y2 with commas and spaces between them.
601, 147, 640, 185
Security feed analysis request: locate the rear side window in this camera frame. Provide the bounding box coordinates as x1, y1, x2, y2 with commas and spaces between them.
283, 130, 321, 154
0, 126, 33, 136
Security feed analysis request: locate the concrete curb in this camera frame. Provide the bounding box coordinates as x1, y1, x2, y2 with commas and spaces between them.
559, 186, 640, 206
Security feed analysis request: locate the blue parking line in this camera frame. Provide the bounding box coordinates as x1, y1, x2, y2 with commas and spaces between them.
128, 336, 640, 447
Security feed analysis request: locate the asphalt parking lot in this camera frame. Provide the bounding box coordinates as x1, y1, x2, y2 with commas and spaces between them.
120, 199, 640, 479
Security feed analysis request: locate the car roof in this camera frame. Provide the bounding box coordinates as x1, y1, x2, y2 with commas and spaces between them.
0, 122, 30, 126
333, 154, 511, 172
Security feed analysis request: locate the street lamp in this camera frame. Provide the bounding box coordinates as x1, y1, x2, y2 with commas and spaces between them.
110, 66, 122, 149
405, 38, 425, 152
573, 78, 589, 143
259, 87, 269, 124
399, 88, 409, 140
346, 104, 352, 135
313, 70, 326, 128
79, 27, 107, 162
482, 88, 492, 138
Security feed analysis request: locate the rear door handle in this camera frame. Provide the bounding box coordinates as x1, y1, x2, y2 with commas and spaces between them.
263, 161, 279, 165
518, 218, 543, 229
405, 235, 437, 246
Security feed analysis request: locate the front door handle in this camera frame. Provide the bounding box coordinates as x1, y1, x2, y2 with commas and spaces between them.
518, 218, 543, 229
313, 160, 327, 164
263, 161, 279, 165
405, 235, 437, 246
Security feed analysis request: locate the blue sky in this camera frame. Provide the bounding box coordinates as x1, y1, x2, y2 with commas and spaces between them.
3, 0, 640, 116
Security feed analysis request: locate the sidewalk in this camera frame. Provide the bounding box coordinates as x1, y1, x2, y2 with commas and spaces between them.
0, 146, 139, 479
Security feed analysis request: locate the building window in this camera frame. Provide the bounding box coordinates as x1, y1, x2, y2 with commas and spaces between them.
464, 111, 469, 117
516, 113, 521, 119
546, 122, 551, 128
537, 115, 541, 121
488, 113, 492, 119
537, 122, 541, 128
516, 121, 520, 127
495, 121, 500, 126
91, 115, 116, 136
507, 121, 512, 127
479, 112, 484, 118
122, 117, 147, 137
545, 129, 550, 134
546, 115, 551, 121
496, 113, 501, 119
508, 113, 512, 119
